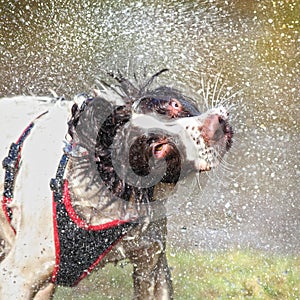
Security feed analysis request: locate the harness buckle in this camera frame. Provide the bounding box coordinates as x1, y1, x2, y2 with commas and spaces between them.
50, 178, 64, 203
2, 143, 19, 170
50, 178, 62, 193
2, 156, 14, 170
50, 154, 69, 202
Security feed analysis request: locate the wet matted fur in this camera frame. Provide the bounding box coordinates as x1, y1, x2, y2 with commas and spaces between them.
0, 71, 233, 299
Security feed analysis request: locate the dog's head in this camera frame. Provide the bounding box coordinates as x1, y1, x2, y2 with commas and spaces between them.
68, 70, 233, 204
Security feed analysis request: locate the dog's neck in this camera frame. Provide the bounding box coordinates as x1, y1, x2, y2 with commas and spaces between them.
65, 156, 133, 225
65, 156, 174, 226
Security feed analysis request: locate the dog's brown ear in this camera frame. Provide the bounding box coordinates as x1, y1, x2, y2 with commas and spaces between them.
67, 99, 91, 139
71, 103, 78, 117
67, 103, 79, 139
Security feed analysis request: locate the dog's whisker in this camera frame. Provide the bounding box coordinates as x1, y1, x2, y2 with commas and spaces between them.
199, 76, 209, 110
212, 72, 223, 108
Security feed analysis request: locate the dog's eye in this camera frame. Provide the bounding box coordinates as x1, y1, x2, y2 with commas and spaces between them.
170, 99, 181, 110
154, 144, 164, 152
152, 142, 169, 159
167, 99, 183, 118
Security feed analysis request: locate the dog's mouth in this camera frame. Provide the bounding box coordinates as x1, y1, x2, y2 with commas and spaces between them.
177, 105, 233, 172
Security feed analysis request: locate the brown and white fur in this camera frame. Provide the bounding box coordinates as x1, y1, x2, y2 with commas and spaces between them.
0, 71, 233, 299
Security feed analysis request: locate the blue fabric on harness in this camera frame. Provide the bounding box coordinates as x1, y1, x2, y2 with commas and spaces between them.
2, 111, 48, 229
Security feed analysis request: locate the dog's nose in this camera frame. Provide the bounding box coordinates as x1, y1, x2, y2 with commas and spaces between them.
200, 114, 227, 145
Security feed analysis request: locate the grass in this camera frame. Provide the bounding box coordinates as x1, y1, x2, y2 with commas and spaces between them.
168, 250, 299, 300
54, 249, 299, 299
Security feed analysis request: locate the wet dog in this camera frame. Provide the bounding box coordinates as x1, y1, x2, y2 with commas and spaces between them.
0, 70, 233, 299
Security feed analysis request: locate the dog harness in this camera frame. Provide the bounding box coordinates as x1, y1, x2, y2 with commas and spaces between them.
2, 111, 48, 231
50, 154, 135, 286
2, 113, 136, 287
